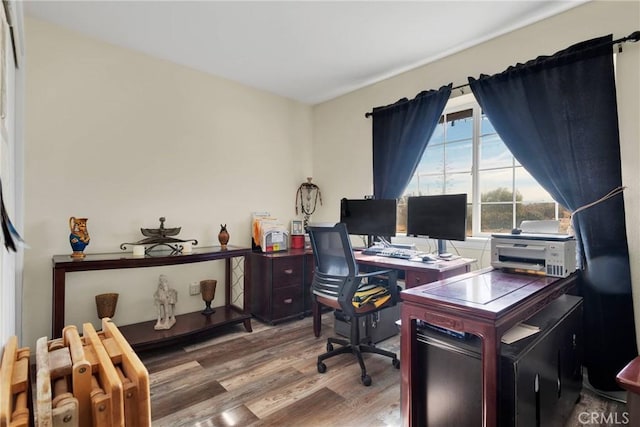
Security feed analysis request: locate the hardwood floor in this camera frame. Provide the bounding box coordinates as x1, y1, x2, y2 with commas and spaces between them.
138, 315, 628, 426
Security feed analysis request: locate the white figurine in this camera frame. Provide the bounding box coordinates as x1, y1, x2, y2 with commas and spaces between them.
154, 274, 178, 330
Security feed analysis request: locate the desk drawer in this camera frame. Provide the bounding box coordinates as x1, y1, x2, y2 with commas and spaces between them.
405, 266, 471, 289
272, 286, 303, 321
272, 257, 304, 288
406, 270, 441, 288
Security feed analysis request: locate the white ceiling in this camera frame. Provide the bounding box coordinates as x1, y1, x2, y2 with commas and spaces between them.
24, 1, 588, 105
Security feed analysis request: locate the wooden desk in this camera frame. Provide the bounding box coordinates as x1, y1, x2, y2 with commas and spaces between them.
52, 246, 252, 348
400, 268, 577, 427
354, 251, 475, 288
311, 252, 475, 337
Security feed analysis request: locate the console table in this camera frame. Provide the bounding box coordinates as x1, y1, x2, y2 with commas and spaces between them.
400, 268, 577, 427
51, 246, 252, 349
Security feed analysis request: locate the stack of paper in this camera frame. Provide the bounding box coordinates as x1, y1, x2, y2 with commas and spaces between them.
501, 323, 540, 344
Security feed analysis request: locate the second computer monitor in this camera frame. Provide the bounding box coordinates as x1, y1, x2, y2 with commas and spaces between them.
339, 198, 397, 238
406, 193, 468, 243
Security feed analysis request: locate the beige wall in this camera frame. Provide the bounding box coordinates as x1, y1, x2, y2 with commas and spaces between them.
312, 1, 640, 340
23, 17, 313, 348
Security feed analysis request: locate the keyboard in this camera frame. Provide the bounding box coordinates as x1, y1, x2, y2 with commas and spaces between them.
361, 246, 384, 255
378, 248, 421, 259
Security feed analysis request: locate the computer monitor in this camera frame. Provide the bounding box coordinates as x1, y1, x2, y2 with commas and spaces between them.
406, 193, 468, 255
339, 198, 397, 242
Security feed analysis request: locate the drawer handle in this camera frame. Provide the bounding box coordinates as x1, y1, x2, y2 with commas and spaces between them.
283, 269, 293, 275
283, 298, 293, 304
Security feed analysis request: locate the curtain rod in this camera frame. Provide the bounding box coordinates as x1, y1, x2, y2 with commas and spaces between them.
365, 30, 640, 118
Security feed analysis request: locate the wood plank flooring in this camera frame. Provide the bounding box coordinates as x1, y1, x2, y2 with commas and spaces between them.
138, 315, 628, 426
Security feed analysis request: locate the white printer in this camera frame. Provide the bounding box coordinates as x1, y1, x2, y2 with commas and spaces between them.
490, 221, 577, 278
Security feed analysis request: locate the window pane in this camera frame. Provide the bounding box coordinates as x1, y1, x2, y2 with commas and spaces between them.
515, 167, 553, 203
516, 202, 557, 226
446, 115, 473, 142
430, 122, 445, 144
558, 205, 572, 234
397, 199, 407, 234
418, 143, 444, 173
405, 175, 444, 196
446, 139, 472, 173
481, 204, 513, 233
479, 134, 513, 170
480, 113, 495, 135
401, 96, 563, 238
404, 178, 420, 197
445, 172, 472, 196
479, 169, 514, 201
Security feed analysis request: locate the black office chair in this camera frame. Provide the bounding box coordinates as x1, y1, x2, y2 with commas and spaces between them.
307, 223, 400, 386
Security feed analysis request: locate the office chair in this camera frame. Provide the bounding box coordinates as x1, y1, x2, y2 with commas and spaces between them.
307, 223, 400, 386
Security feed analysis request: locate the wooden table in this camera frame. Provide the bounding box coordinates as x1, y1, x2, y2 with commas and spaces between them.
354, 251, 475, 288
400, 268, 577, 427
51, 246, 252, 349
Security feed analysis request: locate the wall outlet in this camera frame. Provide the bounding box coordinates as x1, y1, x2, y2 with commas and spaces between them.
189, 282, 200, 296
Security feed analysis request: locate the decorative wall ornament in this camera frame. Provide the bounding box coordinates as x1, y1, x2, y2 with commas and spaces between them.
120, 217, 197, 255
295, 177, 322, 227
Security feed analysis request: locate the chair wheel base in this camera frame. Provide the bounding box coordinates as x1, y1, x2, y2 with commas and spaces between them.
393, 358, 400, 369
317, 362, 327, 373
361, 374, 372, 386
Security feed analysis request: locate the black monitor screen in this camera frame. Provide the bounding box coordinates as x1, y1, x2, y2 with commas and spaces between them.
406, 194, 467, 242
339, 198, 397, 237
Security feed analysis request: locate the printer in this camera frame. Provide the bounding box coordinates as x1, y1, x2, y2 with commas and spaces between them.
490, 221, 577, 278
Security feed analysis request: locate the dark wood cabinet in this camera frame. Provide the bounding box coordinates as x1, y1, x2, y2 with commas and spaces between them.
250, 249, 314, 324
401, 270, 578, 426
414, 294, 583, 426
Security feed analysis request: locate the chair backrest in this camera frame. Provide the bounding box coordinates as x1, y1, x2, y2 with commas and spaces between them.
307, 223, 358, 278
307, 223, 360, 307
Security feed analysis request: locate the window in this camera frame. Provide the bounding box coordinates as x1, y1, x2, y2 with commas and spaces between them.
398, 93, 570, 236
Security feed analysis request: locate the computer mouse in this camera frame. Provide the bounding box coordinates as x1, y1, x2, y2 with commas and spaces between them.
422, 255, 438, 262
511, 228, 522, 235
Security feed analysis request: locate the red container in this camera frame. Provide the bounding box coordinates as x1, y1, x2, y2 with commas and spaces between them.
291, 234, 305, 249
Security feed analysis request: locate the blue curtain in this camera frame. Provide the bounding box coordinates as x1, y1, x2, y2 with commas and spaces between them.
371, 84, 451, 199
468, 34, 636, 390
468, 35, 626, 264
